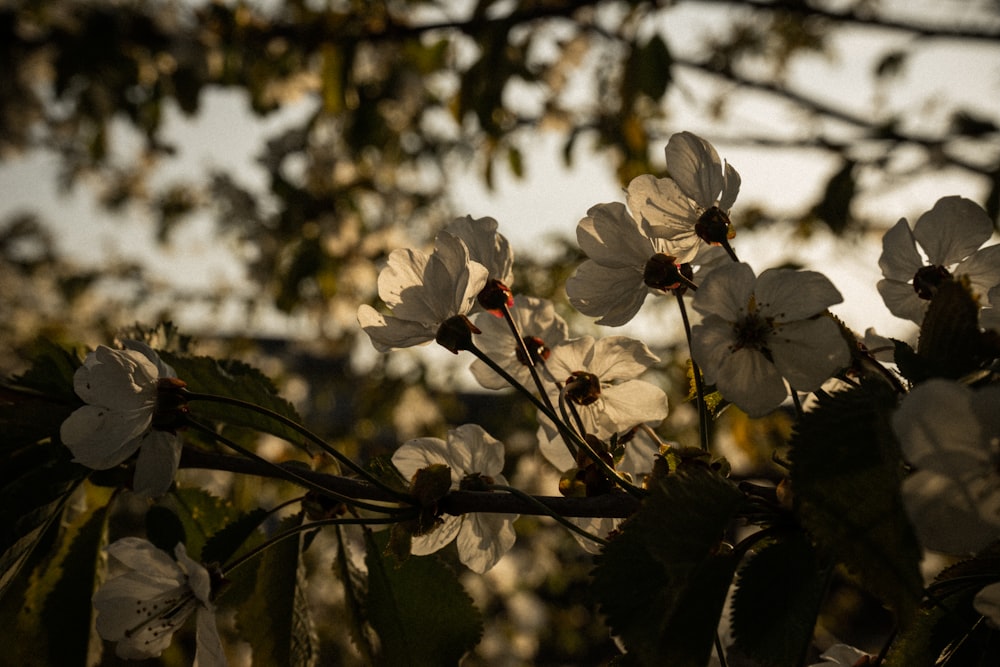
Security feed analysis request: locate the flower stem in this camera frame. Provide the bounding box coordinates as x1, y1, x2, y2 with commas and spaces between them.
721, 238, 740, 262
183, 417, 412, 514
489, 484, 608, 547
500, 302, 560, 418
182, 389, 411, 502
221, 514, 411, 577
676, 293, 712, 451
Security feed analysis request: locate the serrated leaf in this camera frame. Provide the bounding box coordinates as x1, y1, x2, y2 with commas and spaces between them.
731, 534, 827, 666
161, 486, 244, 562
0, 492, 108, 666
201, 506, 269, 567
236, 513, 317, 667
9, 337, 82, 401
591, 467, 743, 666
159, 352, 309, 451
365, 529, 482, 666
788, 381, 923, 623
332, 526, 376, 663
0, 440, 88, 602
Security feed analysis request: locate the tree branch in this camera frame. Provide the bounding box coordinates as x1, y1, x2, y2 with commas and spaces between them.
180, 447, 641, 518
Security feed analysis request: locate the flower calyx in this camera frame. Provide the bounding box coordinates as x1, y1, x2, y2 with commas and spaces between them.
643, 253, 698, 293
564, 371, 602, 406
695, 206, 735, 246
912, 264, 952, 300
515, 335, 551, 367
409, 463, 453, 535
435, 315, 482, 354
477, 279, 514, 315
153, 377, 189, 432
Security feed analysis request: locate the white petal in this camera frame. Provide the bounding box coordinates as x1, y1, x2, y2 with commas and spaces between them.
589, 336, 660, 380
545, 337, 596, 381
770, 318, 850, 392
60, 405, 149, 469
122, 339, 176, 379
974, 582, 1000, 629
450, 424, 505, 477
576, 202, 654, 268
719, 160, 741, 212
357, 306, 435, 352
716, 348, 788, 418
175, 543, 212, 603
877, 218, 922, 282
593, 381, 668, 434
133, 431, 182, 497
457, 512, 517, 573
902, 470, 999, 554
445, 215, 514, 286
956, 244, 1000, 301
75, 346, 159, 410
691, 262, 756, 320
690, 316, 737, 384
377, 248, 430, 307
876, 279, 927, 324
755, 269, 843, 320
893, 380, 988, 475
411, 514, 462, 555
194, 606, 228, 667
536, 418, 576, 473
664, 131, 725, 210
392, 438, 455, 482
911, 196, 993, 265
105, 537, 185, 580
566, 261, 648, 327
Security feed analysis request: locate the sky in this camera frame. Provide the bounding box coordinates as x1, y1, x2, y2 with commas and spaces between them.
1, 1, 999, 345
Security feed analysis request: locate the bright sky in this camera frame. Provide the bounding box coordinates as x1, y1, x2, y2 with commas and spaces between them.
1, 1, 998, 344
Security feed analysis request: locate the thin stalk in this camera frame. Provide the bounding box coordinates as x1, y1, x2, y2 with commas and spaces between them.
499, 302, 559, 417
789, 387, 804, 418
222, 514, 409, 577
715, 632, 729, 667
182, 389, 411, 502
676, 293, 711, 451
489, 484, 608, 547
184, 418, 412, 515
721, 238, 740, 262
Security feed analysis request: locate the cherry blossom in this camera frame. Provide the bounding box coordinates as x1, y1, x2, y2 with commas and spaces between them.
894, 379, 1000, 554
690, 262, 849, 417
392, 424, 517, 573
627, 131, 741, 263
537, 335, 668, 472
566, 202, 723, 326
877, 196, 1000, 324
60, 340, 184, 497
444, 215, 514, 288
93, 537, 226, 665
469, 295, 569, 390
357, 231, 489, 352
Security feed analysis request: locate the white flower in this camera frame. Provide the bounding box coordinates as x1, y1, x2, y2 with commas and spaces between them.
358, 232, 489, 351
538, 336, 668, 472
894, 379, 1000, 554
444, 215, 514, 287
690, 262, 850, 418
60, 340, 183, 497
627, 131, 741, 263
566, 203, 724, 326
392, 424, 517, 573
93, 537, 226, 665
877, 196, 1000, 324
809, 644, 870, 666
470, 295, 569, 390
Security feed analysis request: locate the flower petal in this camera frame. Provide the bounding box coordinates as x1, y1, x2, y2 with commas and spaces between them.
75, 346, 158, 410
392, 437, 454, 482
195, 606, 228, 667
716, 348, 788, 418
755, 269, 843, 320
911, 196, 993, 266
691, 262, 756, 321
457, 512, 517, 573
878, 218, 923, 282
566, 261, 648, 326
445, 215, 514, 286
133, 431, 182, 497
664, 131, 725, 210
450, 424, 505, 477
876, 278, 926, 324
589, 336, 660, 381
576, 202, 654, 268
60, 405, 149, 469
411, 514, 462, 555
357, 306, 435, 352
974, 582, 1000, 629
769, 317, 850, 392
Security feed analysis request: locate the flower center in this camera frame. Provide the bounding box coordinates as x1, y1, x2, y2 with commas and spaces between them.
912, 264, 951, 300
564, 371, 602, 406
435, 315, 481, 353
477, 279, 514, 314
695, 206, 733, 245
732, 305, 773, 354
515, 336, 551, 366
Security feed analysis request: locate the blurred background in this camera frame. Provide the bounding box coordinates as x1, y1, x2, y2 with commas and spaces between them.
2, 1, 999, 663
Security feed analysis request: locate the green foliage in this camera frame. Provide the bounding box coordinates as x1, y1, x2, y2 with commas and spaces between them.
591, 467, 744, 666
160, 351, 308, 451
161, 486, 246, 562
0, 493, 108, 667
788, 381, 923, 623
731, 534, 829, 667
202, 505, 270, 567
364, 529, 483, 666
236, 513, 319, 667
332, 526, 377, 663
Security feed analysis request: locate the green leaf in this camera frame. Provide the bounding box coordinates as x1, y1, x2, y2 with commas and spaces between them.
365, 529, 483, 666
235, 513, 318, 667
731, 534, 828, 666
9, 337, 82, 401
159, 351, 308, 450
0, 492, 109, 666
811, 159, 856, 234
591, 467, 743, 666
201, 506, 269, 567
332, 526, 376, 663
788, 381, 923, 623
161, 486, 244, 562
623, 35, 673, 102
0, 439, 87, 602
